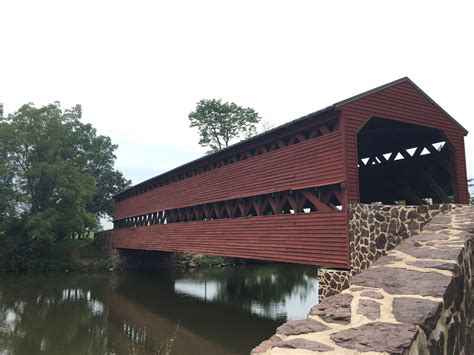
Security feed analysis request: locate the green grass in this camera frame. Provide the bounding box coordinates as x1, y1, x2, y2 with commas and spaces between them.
30, 238, 108, 272
47, 238, 104, 260
27, 259, 82, 272
78, 243, 103, 259
48, 239, 91, 261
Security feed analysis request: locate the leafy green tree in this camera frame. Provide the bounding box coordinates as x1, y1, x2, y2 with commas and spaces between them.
0, 113, 20, 242
189, 99, 261, 153
0, 102, 130, 245
0, 150, 15, 226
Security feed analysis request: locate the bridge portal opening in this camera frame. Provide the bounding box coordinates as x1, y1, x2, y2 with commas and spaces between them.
357, 117, 456, 205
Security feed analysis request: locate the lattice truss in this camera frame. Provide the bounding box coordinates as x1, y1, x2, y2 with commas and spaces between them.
116, 118, 339, 201
114, 184, 343, 229
358, 140, 454, 204
356, 117, 456, 205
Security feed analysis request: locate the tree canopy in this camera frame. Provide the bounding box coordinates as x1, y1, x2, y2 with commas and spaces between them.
0, 102, 130, 266
188, 99, 261, 153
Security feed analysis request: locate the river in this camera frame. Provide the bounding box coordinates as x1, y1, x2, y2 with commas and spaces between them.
0, 264, 318, 355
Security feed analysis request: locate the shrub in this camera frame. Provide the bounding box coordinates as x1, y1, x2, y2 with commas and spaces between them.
0, 233, 51, 272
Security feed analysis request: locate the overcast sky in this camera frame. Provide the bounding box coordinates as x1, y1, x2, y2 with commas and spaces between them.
1, 1, 473, 187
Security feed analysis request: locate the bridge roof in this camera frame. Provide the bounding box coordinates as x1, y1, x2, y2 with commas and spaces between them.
114, 77, 467, 199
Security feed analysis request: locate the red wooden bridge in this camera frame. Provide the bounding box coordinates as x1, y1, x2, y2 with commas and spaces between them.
113, 78, 469, 268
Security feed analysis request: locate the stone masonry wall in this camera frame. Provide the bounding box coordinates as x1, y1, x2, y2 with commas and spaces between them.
94, 230, 174, 270
94, 230, 126, 269
253, 205, 473, 354
318, 203, 454, 299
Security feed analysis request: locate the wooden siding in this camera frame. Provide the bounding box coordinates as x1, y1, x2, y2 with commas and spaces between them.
115, 130, 345, 220
112, 78, 469, 267
341, 80, 469, 204
115, 111, 340, 201
113, 211, 349, 268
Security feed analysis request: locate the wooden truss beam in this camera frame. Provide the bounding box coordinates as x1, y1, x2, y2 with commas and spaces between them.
114, 184, 343, 228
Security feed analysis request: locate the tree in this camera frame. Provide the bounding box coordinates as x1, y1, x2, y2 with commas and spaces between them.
260, 119, 275, 133
0, 149, 15, 232
189, 99, 261, 153
0, 102, 130, 242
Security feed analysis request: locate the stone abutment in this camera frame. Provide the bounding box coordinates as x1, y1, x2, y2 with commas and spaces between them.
253, 205, 473, 354
318, 203, 454, 299
94, 230, 172, 270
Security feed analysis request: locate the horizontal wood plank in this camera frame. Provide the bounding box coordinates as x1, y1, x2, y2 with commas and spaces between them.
113, 212, 349, 268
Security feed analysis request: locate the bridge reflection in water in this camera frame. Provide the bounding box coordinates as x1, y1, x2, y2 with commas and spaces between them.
0, 264, 318, 355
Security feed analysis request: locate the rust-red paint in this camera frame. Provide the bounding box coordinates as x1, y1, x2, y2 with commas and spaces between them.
113, 211, 349, 268
115, 130, 345, 220
112, 78, 469, 268
341, 80, 469, 204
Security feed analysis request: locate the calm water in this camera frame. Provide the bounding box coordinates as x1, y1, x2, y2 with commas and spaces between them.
0, 264, 318, 355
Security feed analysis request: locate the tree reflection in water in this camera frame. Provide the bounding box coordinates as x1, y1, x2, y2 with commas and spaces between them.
174, 264, 318, 320
0, 273, 109, 355
0, 263, 318, 355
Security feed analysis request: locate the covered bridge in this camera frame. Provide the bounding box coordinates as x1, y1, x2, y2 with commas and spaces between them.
112, 77, 469, 268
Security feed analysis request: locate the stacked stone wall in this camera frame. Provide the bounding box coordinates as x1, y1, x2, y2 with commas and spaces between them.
94, 230, 126, 269
253, 205, 474, 354
94, 230, 173, 270
319, 203, 454, 299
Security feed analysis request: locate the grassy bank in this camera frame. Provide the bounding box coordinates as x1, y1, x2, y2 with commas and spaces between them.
28, 238, 109, 272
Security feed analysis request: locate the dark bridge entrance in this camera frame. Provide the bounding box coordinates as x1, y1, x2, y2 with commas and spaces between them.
358, 117, 456, 205
112, 78, 469, 268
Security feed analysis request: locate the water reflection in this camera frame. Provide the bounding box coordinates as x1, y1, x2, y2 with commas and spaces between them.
0, 274, 109, 355
0, 264, 318, 354
174, 265, 318, 320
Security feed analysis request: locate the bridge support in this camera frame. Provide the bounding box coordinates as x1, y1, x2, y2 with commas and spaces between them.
254, 205, 473, 354
318, 203, 454, 299
94, 230, 174, 270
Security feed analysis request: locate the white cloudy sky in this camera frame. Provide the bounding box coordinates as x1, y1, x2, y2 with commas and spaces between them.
1, 0, 473, 186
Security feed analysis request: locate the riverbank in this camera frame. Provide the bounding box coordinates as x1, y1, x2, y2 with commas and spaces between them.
93, 229, 247, 271
2, 237, 244, 273
172, 252, 246, 269
25, 238, 109, 272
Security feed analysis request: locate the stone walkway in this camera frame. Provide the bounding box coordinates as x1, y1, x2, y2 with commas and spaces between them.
469, 248, 474, 354
253, 205, 474, 354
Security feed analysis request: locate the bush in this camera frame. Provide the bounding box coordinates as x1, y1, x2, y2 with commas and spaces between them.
198, 255, 228, 266
0, 233, 51, 272
0, 231, 113, 272
26, 259, 82, 272
88, 259, 109, 271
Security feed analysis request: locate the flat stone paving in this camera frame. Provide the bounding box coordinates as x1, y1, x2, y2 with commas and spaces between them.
252, 205, 474, 354
470, 249, 474, 354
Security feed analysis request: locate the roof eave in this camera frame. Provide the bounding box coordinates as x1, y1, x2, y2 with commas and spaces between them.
113, 105, 338, 199
334, 76, 468, 136
114, 77, 468, 199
